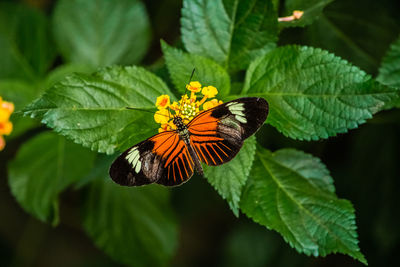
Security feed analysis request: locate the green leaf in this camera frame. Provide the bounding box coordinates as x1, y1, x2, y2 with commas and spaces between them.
8, 132, 95, 225
0, 2, 55, 80
83, 178, 178, 267
181, 0, 277, 70
53, 0, 151, 68
162, 41, 230, 96
43, 63, 93, 90
280, 0, 333, 28
241, 147, 367, 264
303, 0, 399, 74
377, 35, 400, 108
378, 34, 400, 88
204, 136, 256, 216
24, 66, 174, 154
242, 45, 400, 140
271, 149, 335, 193
0, 80, 40, 138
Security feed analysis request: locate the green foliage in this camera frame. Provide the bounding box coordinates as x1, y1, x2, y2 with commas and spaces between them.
378, 35, 400, 88
8, 132, 95, 225
280, 0, 333, 27
204, 136, 256, 216
53, 0, 150, 68
5, 0, 400, 265
24, 66, 173, 154
83, 179, 178, 267
243, 45, 399, 140
377, 35, 400, 107
270, 149, 335, 193
222, 224, 279, 267
0, 2, 55, 81
162, 41, 231, 96
241, 147, 367, 264
0, 80, 39, 137
181, 0, 277, 71
303, 0, 400, 74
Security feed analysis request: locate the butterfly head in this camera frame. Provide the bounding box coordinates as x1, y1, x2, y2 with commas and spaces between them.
172, 115, 183, 126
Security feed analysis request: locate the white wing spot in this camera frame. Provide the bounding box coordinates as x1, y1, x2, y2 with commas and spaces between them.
235, 115, 247, 123
126, 147, 142, 173
228, 103, 247, 123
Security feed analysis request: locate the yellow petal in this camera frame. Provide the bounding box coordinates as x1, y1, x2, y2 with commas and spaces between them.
155, 95, 170, 109
0, 109, 9, 122
186, 81, 202, 92
1, 101, 14, 113
154, 108, 171, 124
201, 86, 218, 98
0, 135, 5, 151
170, 101, 179, 111
203, 99, 223, 110
0, 121, 12, 135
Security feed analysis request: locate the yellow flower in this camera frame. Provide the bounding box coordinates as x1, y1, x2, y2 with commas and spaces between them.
154, 108, 171, 124
0, 97, 14, 151
155, 95, 170, 109
0, 136, 4, 151
203, 99, 223, 110
0, 121, 13, 135
158, 121, 176, 132
201, 86, 218, 98
158, 123, 169, 133
153, 81, 221, 129
0, 100, 14, 122
169, 101, 179, 111
186, 81, 202, 92
1, 100, 14, 113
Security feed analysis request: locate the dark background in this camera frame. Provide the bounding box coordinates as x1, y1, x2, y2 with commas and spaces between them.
1, 0, 399, 266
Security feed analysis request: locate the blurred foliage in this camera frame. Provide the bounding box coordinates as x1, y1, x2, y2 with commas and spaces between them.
0, 0, 399, 266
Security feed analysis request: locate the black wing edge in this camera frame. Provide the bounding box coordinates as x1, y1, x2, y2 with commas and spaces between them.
210, 97, 269, 139
109, 140, 156, 186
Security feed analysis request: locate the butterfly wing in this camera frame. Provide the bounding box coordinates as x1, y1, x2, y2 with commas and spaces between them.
188, 97, 268, 166
109, 131, 195, 186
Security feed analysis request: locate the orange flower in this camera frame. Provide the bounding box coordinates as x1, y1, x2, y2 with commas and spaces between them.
0, 97, 14, 151
153, 82, 221, 128
186, 81, 202, 93
155, 95, 170, 109
0, 121, 13, 135
203, 99, 223, 110
0, 136, 5, 151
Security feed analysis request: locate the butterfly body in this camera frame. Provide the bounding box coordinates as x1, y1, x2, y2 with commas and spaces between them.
110, 97, 268, 187
173, 116, 204, 175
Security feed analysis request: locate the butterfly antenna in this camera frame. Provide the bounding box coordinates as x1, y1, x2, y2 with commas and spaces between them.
125, 107, 169, 118
178, 68, 196, 116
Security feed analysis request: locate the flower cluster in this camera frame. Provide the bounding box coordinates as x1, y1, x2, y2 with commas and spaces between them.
154, 81, 223, 132
0, 97, 14, 151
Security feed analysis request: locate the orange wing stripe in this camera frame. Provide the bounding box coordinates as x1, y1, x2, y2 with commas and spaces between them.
181, 157, 189, 179
164, 141, 184, 167
210, 144, 223, 162
195, 145, 208, 165
173, 163, 176, 182
215, 143, 229, 158
220, 142, 232, 151
176, 161, 183, 182
151, 132, 176, 153
203, 144, 217, 165
186, 151, 194, 172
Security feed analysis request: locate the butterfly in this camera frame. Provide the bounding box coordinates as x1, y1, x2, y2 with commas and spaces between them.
109, 97, 269, 186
